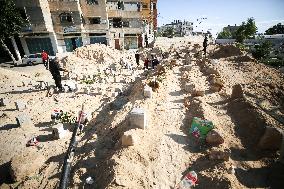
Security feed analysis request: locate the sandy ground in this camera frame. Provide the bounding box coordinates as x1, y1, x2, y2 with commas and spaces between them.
1, 37, 284, 189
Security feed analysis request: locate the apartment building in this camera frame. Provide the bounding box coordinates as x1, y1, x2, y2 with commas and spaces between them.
12, 0, 158, 57
159, 20, 194, 37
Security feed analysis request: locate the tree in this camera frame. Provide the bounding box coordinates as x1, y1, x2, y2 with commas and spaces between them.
265, 23, 284, 35
235, 18, 257, 43
0, 0, 26, 63
252, 41, 272, 60
217, 29, 232, 39
162, 27, 175, 38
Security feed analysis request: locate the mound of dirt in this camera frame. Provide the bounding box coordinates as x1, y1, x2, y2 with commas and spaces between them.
211, 45, 243, 59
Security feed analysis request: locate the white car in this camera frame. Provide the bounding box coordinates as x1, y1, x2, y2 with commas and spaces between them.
15, 53, 55, 66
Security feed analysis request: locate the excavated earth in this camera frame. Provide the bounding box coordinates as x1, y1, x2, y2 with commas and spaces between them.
0, 37, 284, 189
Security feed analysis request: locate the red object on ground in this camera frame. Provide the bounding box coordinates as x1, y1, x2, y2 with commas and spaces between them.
27, 137, 39, 146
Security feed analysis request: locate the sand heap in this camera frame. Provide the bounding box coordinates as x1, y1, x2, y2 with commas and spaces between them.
211, 45, 243, 59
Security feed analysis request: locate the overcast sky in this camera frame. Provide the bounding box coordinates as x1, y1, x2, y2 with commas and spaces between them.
157, 0, 284, 36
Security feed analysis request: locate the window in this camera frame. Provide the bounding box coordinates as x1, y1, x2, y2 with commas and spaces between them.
153, 3, 157, 10
142, 3, 148, 9
89, 17, 101, 24
60, 13, 72, 23
118, 1, 124, 10
86, 0, 98, 5
17, 8, 27, 19
113, 18, 122, 28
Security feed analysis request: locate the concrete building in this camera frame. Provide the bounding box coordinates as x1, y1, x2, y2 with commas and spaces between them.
12, 0, 158, 57
159, 20, 194, 37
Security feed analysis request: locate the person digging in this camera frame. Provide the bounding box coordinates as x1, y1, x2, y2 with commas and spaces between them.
49, 57, 68, 92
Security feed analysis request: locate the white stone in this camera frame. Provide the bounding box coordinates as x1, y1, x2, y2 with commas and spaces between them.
129, 108, 148, 130
144, 86, 153, 98
112, 92, 119, 97
0, 98, 9, 106
15, 101, 27, 111
84, 87, 90, 95
16, 114, 33, 128
52, 123, 68, 139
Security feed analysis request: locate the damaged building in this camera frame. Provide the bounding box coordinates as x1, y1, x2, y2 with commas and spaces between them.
12, 0, 158, 57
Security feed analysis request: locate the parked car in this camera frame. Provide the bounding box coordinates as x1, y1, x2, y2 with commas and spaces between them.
15, 53, 55, 66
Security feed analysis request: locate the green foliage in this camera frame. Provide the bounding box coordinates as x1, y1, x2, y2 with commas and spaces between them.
252, 41, 272, 60
262, 58, 284, 67
265, 23, 284, 35
0, 0, 26, 40
60, 112, 76, 124
162, 27, 175, 38
236, 43, 246, 51
235, 18, 257, 43
217, 29, 232, 39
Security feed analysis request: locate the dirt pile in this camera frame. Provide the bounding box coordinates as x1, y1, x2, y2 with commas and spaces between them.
211, 45, 243, 59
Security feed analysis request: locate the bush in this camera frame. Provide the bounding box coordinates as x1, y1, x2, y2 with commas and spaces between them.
262, 58, 284, 68
252, 41, 272, 60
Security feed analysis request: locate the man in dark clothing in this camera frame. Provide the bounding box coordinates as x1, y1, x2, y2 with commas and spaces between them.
144, 58, 149, 69
203, 35, 208, 57
49, 57, 68, 92
151, 55, 159, 69
135, 52, 140, 66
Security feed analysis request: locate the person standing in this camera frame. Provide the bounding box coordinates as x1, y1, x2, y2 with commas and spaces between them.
203, 35, 208, 58
41, 50, 49, 69
144, 58, 149, 69
135, 52, 140, 66
49, 57, 68, 92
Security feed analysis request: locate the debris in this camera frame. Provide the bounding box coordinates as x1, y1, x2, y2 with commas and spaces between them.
144, 85, 153, 98
258, 126, 283, 150
121, 129, 139, 146
211, 45, 243, 59
52, 123, 68, 139
189, 117, 214, 141
206, 130, 224, 146
192, 88, 205, 97
86, 177, 94, 185
16, 114, 33, 128
15, 101, 27, 111
176, 171, 198, 189
129, 108, 148, 130
26, 137, 39, 147
208, 150, 230, 161
9, 149, 45, 182
0, 98, 9, 106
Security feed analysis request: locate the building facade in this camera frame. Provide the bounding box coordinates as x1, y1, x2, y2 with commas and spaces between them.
13, 0, 158, 57
159, 20, 194, 37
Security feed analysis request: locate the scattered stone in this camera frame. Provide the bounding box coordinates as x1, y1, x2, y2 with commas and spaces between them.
15, 101, 27, 111
208, 150, 230, 161
121, 129, 139, 146
129, 108, 148, 130
10, 149, 45, 182
258, 126, 283, 150
206, 130, 224, 146
84, 87, 90, 95
144, 85, 153, 98
16, 114, 33, 128
52, 123, 68, 139
184, 84, 194, 92
0, 98, 9, 106
211, 77, 224, 88
184, 65, 192, 71
231, 84, 244, 99
184, 97, 190, 109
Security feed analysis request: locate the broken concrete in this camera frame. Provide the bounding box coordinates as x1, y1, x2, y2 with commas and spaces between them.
10, 149, 45, 182
15, 101, 27, 111
52, 123, 68, 139
129, 108, 148, 130
16, 114, 33, 128
0, 98, 9, 106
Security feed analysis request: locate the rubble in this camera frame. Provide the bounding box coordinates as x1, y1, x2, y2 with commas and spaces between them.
52, 123, 68, 139
208, 150, 230, 161
121, 129, 139, 146
15, 101, 27, 111
0, 98, 9, 106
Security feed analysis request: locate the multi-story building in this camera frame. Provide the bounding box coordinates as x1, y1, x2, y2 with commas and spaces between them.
159, 20, 194, 37
12, 0, 158, 57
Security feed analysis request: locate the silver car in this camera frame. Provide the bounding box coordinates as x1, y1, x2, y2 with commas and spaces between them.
15, 53, 55, 66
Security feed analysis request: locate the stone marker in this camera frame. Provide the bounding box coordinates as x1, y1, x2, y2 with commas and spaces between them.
129, 108, 148, 129
206, 130, 224, 146
121, 129, 139, 146
16, 114, 33, 128
258, 126, 283, 150
144, 86, 153, 98
208, 150, 230, 161
10, 149, 45, 182
15, 101, 27, 111
0, 98, 9, 106
52, 123, 68, 139
84, 87, 90, 95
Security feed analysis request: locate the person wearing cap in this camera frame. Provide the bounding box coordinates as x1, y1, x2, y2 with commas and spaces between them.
48, 57, 68, 92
